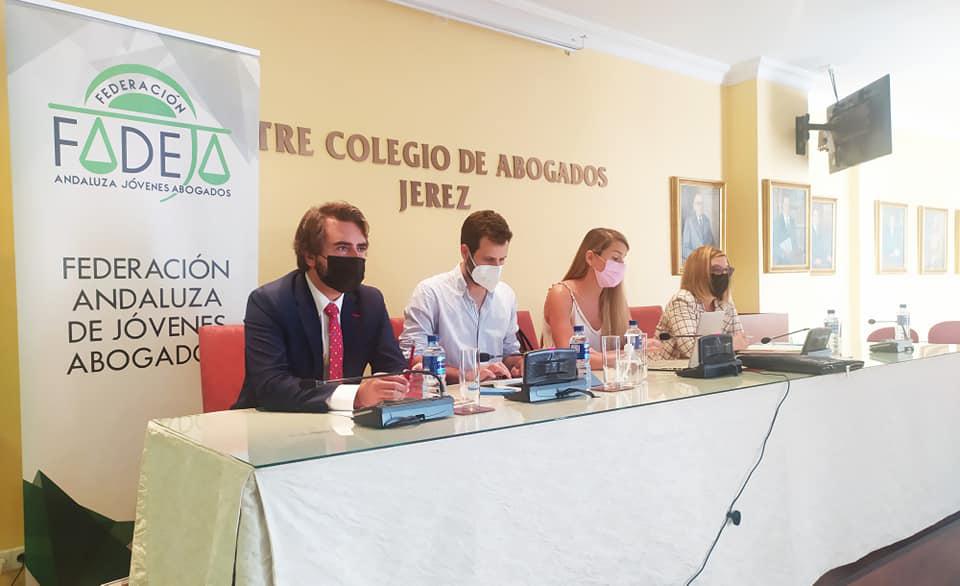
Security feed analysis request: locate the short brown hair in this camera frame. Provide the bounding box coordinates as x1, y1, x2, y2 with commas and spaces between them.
293, 202, 369, 271
460, 210, 512, 254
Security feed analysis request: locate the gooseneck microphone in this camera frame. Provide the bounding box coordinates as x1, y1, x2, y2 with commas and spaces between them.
760, 327, 811, 345
478, 351, 525, 362
867, 318, 912, 341
314, 369, 446, 393
658, 332, 699, 341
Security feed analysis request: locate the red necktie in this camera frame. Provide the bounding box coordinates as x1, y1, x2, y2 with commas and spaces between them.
324, 303, 343, 380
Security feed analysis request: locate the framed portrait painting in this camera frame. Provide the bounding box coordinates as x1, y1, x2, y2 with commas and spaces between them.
875, 201, 908, 273
810, 197, 837, 273
763, 180, 810, 272
670, 177, 725, 275
918, 206, 948, 274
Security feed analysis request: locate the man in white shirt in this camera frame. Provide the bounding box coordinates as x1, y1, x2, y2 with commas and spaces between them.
400, 210, 522, 382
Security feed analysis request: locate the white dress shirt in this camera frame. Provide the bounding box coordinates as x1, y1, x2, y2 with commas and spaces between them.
305, 276, 359, 411
399, 265, 520, 368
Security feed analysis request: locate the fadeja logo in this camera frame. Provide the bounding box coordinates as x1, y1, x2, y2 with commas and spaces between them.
49, 64, 232, 201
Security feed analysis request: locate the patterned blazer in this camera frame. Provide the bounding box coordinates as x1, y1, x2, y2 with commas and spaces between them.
654, 289, 743, 359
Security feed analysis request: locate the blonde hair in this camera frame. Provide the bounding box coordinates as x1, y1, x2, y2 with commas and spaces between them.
681, 246, 732, 303
562, 228, 631, 337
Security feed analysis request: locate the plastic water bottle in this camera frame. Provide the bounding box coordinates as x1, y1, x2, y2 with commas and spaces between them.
824, 310, 841, 356
895, 304, 910, 341
569, 325, 590, 382
421, 334, 446, 397
623, 320, 647, 384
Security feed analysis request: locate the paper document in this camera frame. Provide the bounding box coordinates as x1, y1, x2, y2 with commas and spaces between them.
744, 343, 803, 353
480, 377, 523, 388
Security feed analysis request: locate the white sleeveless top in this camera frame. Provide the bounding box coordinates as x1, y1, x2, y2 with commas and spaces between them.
542, 282, 603, 351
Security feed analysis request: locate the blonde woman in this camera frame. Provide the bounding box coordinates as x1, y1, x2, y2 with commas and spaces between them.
542, 228, 632, 369
655, 245, 747, 359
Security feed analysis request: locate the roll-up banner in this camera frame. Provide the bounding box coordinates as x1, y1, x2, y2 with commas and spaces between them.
4, 0, 259, 581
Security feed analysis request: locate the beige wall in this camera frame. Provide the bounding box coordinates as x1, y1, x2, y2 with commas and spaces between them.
722, 80, 760, 312
0, 0, 723, 546
756, 80, 854, 346
857, 130, 960, 340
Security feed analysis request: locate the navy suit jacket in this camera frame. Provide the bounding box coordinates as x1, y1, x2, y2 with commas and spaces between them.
232, 270, 406, 412
682, 214, 716, 258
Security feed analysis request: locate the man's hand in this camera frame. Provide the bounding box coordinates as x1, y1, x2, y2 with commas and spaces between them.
354, 375, 409, 409
505, 356, 524, 378
483, 361, 512, 380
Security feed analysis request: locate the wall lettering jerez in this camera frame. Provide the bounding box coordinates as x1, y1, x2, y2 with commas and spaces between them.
259, 121, 608, 212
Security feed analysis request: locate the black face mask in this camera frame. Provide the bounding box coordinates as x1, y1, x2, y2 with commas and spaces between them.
317, 256, 365, 293
710, 273, 730, 298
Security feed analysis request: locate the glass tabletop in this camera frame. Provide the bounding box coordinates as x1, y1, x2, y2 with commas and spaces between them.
153, 344, 959, 469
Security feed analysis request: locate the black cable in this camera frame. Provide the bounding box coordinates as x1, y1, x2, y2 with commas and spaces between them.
684, 372, 792, 585
556, 387, 596, 399
828, 67, 840, 103
10, 564, 24, 586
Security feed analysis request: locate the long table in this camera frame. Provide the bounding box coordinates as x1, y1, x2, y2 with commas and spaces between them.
129, 346, 960, 585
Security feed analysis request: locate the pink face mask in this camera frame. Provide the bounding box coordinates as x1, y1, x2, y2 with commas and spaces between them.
594, 258, 626, 288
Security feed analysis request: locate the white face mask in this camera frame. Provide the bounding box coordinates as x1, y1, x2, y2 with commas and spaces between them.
467, 255, 502, 292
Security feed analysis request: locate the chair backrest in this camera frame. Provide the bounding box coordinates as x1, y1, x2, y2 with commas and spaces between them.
390, 317, 404, 341
629, 305, 664, 337
928, 321, 960, 344
516, 310, 540, 351
867, 326, 919, 343
198, 325, 246, 413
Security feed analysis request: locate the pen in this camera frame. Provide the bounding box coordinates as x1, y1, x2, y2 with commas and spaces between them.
405, 341, 416, 380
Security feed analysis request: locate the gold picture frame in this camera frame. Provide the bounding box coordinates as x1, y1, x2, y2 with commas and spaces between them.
810, 196, 837, 274
875, 201, 908, 274
918, 206, 949, 274
670, 177, 726, 275
762, 180, 810, 273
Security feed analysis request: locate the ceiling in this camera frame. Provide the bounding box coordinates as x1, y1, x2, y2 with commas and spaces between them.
534, 0, 958, 79
413, 0, 960, 133
389, 0, 960, 132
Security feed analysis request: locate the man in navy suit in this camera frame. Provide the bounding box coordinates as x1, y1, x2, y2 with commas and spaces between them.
233, 201, 408, 412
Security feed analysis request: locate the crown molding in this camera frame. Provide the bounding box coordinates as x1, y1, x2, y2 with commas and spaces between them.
389, 0, 825, 89
388, 0, 730, 84
724, 57, 820, 91
493, 0, 731, 83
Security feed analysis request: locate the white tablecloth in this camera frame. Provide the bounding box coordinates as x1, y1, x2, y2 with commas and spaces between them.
131, 351, 960, 585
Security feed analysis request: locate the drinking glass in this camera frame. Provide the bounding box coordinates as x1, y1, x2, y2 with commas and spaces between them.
601, 335, 622, 389
459, 347, 481, 406
397, 338, 418, 399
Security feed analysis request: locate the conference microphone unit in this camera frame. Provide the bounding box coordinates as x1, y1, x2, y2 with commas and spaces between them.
316, 370, 455, 429
676, 334, 742, 379
655, 332, 740, 378
867, 318, 915, 353
504, 348, 600, 403
760, 327, 811, 345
